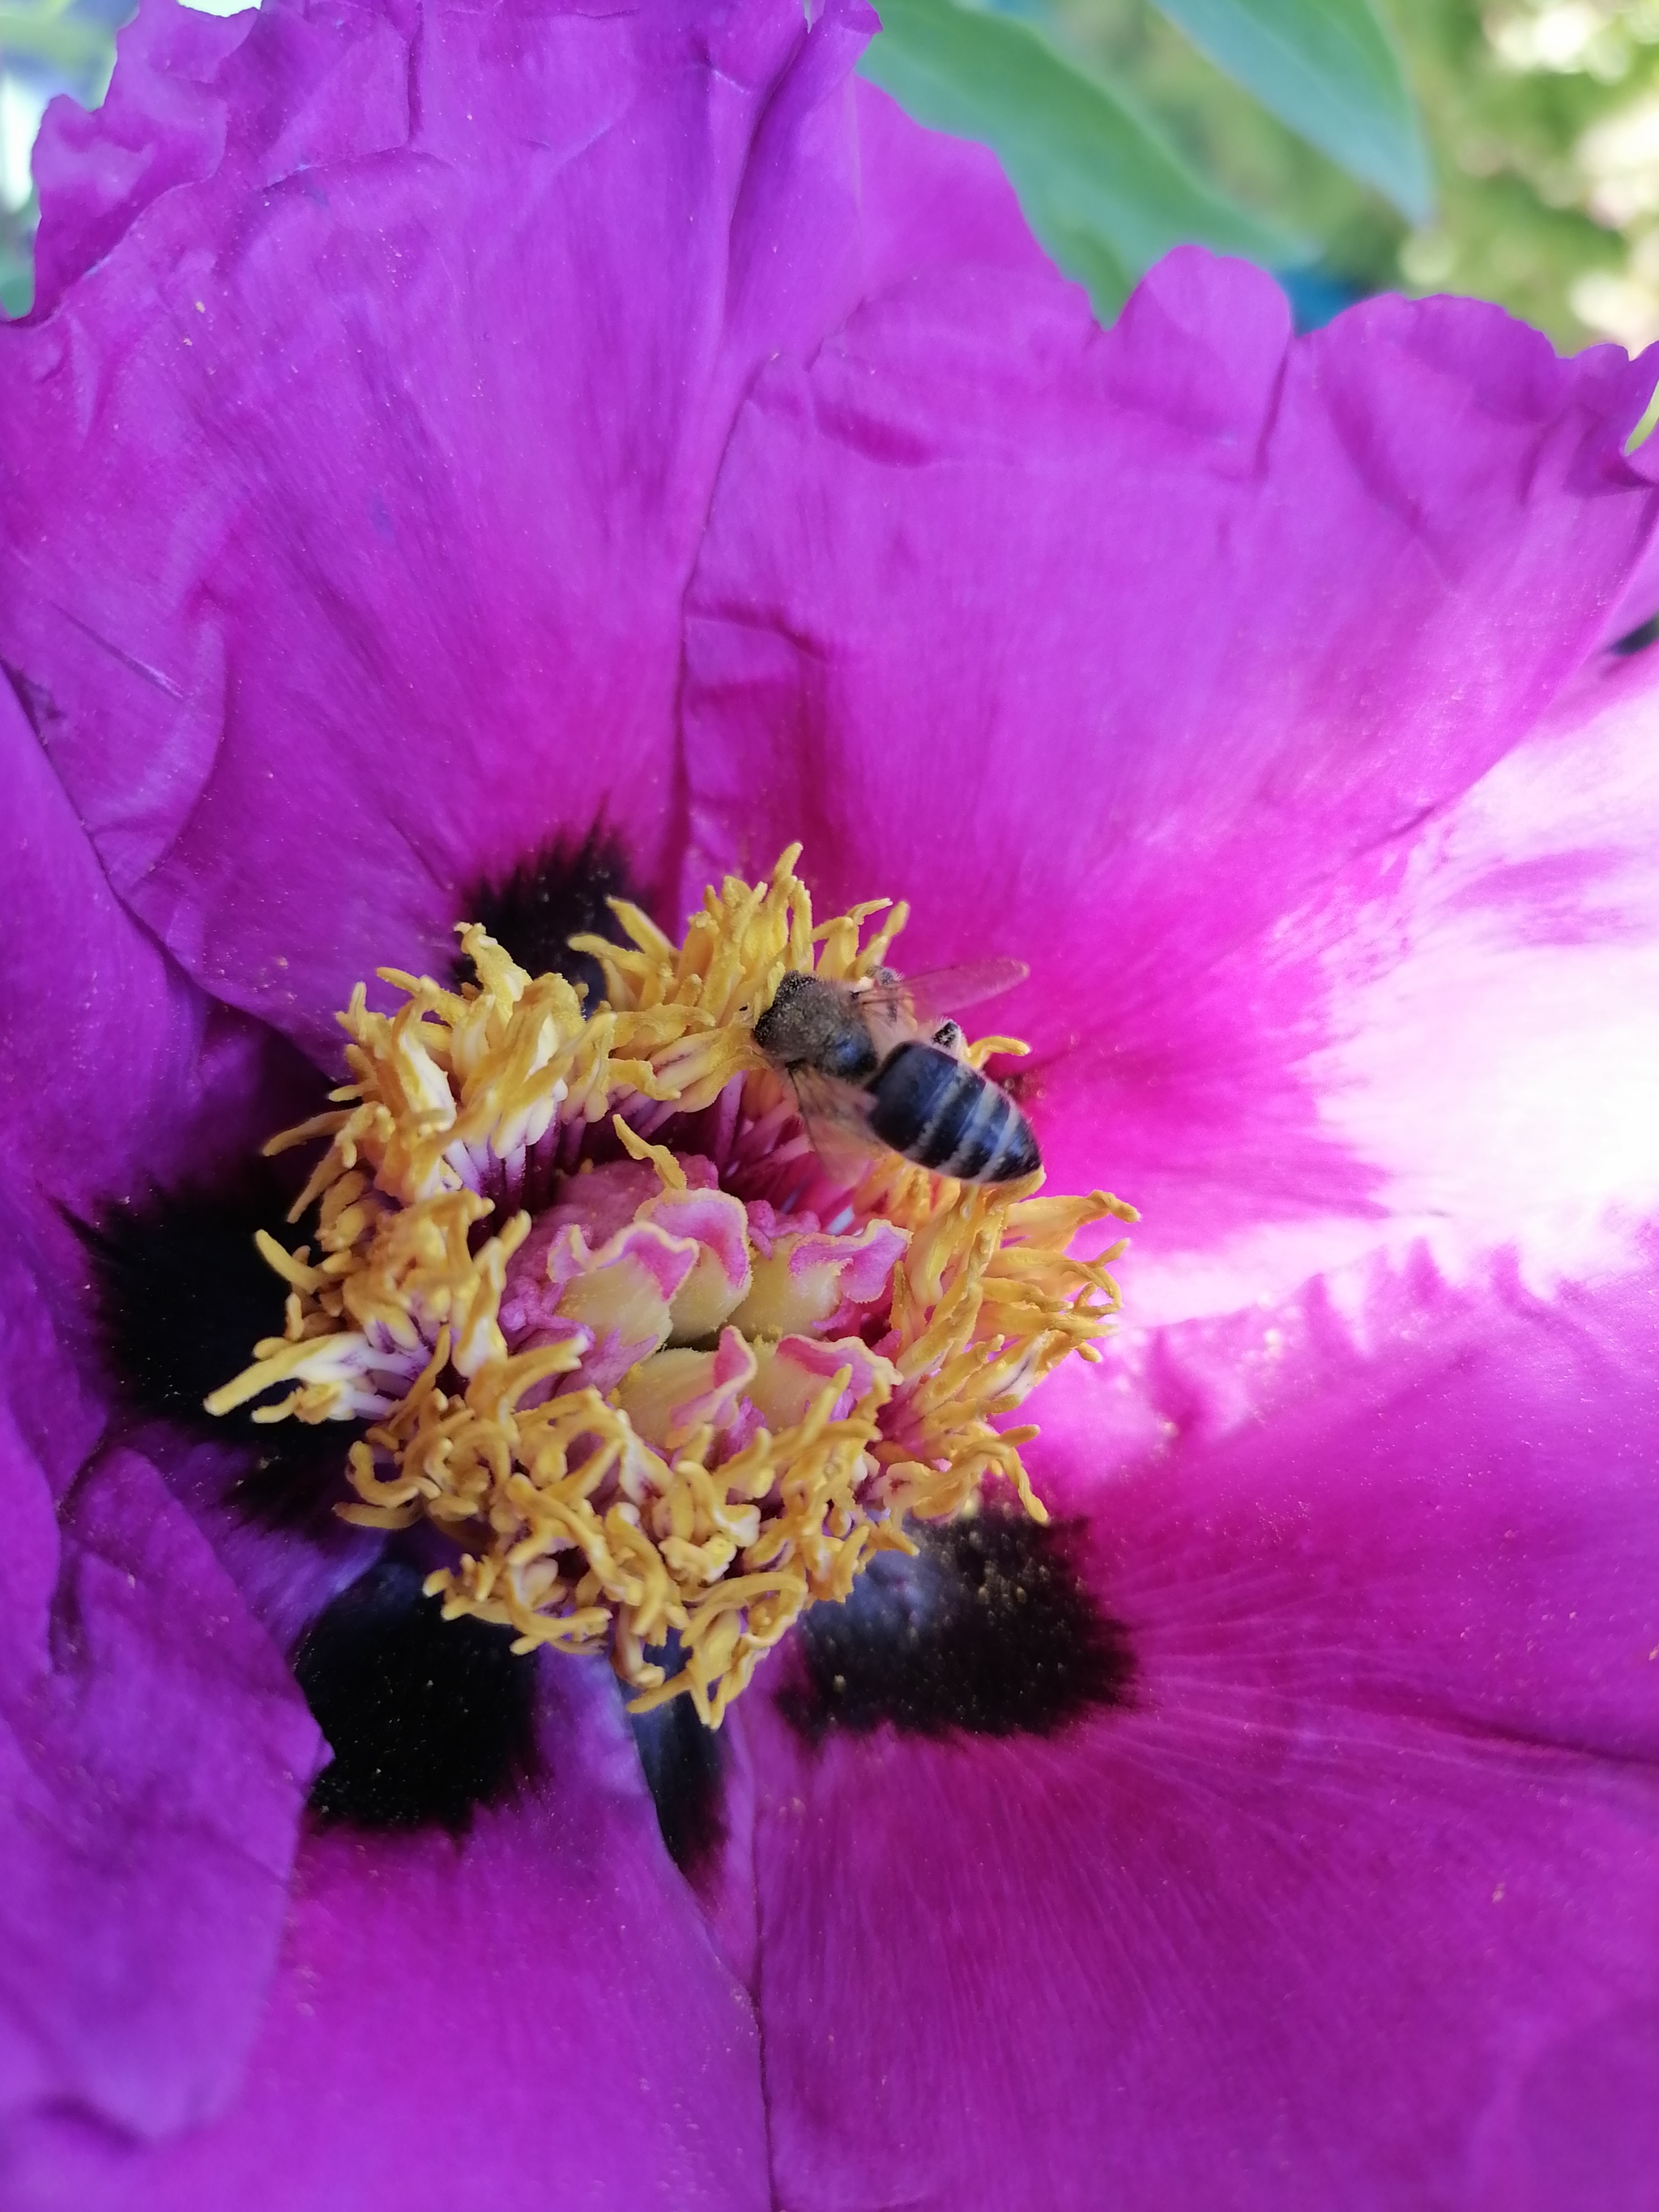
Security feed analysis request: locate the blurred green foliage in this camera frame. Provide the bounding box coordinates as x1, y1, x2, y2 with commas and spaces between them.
865, 0, 1307, 308
1142, 0, 1431, 216
1, 0, 120, 313
867, 0, 1659, 348
1, 190, 38, 315
1038, 0, 1656, 343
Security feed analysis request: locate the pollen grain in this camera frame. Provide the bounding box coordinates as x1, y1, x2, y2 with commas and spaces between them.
207, 849, 1135, 1723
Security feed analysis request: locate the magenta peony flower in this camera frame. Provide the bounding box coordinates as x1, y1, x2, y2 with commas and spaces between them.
4, 0, 1659, 2204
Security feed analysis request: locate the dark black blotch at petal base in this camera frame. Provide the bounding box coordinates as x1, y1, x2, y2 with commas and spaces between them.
296, 1561, 537, 1832
458, 823, 635, 1006
783, 1514, 1134, 1741
80, 1168, 362, 1519
1611, 612, 1659, 657
630, 1686, 726, 1877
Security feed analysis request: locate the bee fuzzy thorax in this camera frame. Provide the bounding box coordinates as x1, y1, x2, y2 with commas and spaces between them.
753, 969, 872, 1077
754, 957, 1041, 1186
207, 846, 1135, 1724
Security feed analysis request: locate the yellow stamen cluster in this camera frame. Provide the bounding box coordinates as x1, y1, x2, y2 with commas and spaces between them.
207, 848, 1134, 1723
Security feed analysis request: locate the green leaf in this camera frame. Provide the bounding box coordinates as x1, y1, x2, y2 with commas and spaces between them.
0, 6, 114, 77
860, 0, 1305, 322
0, 253, 32, 320
1145, 0, 1431, 220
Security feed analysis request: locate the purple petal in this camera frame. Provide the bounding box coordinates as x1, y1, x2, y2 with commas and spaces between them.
0, 0, 946, 1061
680, 247, 1659, 1270
1282, 649, 1659, 1308
6, 1667, 770, 2210
1096, 644, 1659, 1324
0, 1411, 320, 2142
3, 669, 206, 1226
29, 0, 254, 316
3, 657, 366, 2016
740, 1251, 1659, 2208
851, 77, 1059, 288
2, 658, 329, 1290
132, 1422, 382, 1656
3, 637, 369, 1643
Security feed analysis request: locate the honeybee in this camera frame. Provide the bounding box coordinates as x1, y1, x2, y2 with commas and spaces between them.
753, 961, 1040, 1185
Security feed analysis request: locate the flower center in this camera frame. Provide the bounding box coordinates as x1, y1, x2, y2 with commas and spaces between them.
207, 849, 1133, 1724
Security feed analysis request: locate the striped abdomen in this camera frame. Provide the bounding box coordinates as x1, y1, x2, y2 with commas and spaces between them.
866, 1041, 1039, 1183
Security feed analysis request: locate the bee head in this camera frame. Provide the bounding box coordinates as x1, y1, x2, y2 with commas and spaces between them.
752, 969, 819, 1061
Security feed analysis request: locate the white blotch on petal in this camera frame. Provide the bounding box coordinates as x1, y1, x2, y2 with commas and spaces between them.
1321, 670, 1659, 1295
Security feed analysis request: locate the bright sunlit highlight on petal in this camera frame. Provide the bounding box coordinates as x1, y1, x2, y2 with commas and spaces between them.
1320, 671, 1659, 1294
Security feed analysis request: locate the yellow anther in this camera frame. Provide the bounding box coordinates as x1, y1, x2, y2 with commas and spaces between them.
207, 851, 1132, 1721
612, 1115, 689, 1190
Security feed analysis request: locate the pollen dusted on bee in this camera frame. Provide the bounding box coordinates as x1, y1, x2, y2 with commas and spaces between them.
754, 961, 1042, 1184
207, 846, 1136, 1724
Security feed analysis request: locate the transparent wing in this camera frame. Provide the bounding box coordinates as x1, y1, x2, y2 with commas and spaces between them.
855, 958, 1030, 1039
791, 1068, 885, 1189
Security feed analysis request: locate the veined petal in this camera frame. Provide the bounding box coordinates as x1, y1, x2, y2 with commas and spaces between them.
0, 720, 326, 2128
0, 0, 958, 1058
2, 1669, 770, 2208
851, 78, 1060, 286
681, 245, 1659, 1293
1111, 646, 1659, 1323
0, 664, 291, 1232
744, 1247, 1659, 2208
0, 1351, 321, 2142
1308, 651, 1659, 1297
2, 638, 383, 1682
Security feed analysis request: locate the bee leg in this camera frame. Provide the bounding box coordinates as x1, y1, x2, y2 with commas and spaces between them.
932, 1019, 965, 1057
